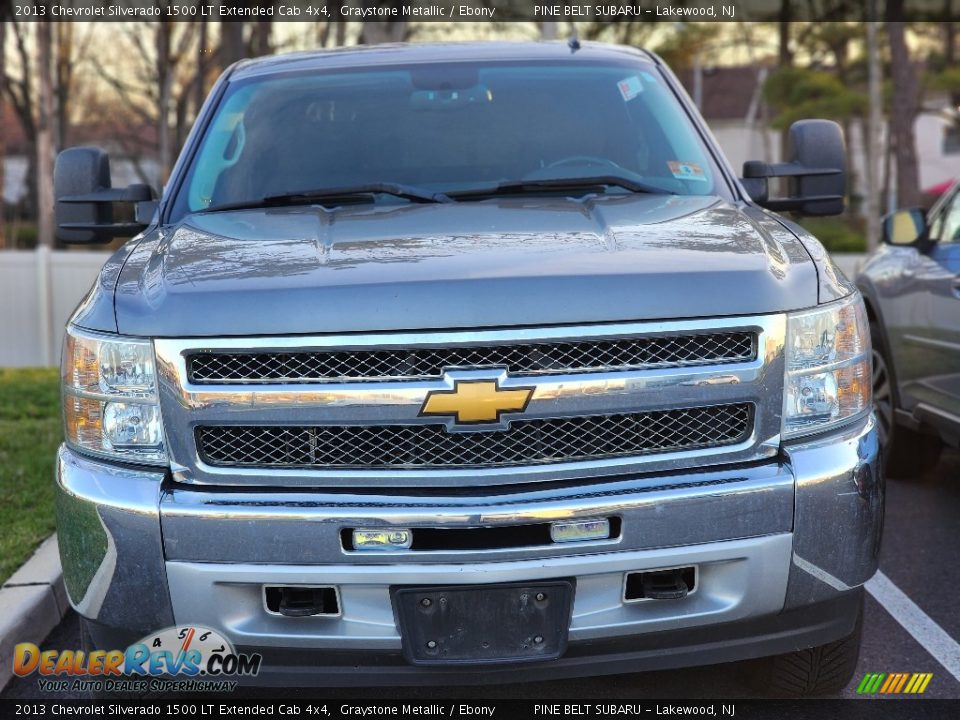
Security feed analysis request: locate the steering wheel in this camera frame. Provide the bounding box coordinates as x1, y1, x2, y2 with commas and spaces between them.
545, 155, 624, 171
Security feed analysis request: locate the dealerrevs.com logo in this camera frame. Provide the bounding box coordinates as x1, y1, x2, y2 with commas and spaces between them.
13, 625, 261, 694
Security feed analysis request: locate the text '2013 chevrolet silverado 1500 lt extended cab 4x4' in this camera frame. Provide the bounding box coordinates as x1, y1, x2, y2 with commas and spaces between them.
51, 41, 881, 695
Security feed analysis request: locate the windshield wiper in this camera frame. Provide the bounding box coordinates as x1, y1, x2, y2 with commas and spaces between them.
200, 183, 452, 213
447, 176, 675, 200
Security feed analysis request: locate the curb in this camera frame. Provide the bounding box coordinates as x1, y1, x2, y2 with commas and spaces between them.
0, 534, 69, 691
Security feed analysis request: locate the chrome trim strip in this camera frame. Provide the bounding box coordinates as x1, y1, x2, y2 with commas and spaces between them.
159, 317, 766, 353
155, 315, 786, 488
159, 464, 795, 564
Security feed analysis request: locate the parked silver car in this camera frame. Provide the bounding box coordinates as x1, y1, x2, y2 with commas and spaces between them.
857, 178, 960, 477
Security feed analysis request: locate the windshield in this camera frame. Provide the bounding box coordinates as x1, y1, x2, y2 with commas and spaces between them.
169, 57, 727, 221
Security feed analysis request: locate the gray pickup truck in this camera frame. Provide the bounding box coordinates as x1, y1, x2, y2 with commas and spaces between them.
53, 42, 880, 695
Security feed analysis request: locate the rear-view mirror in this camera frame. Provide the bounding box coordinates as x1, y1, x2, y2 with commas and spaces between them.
882, 208, 928, 247
741, 119, 847, 217
55, 146, 156, 244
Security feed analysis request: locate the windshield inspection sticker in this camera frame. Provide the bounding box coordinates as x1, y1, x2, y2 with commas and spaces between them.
667, 161, 708, 182
617, 76, 644, 102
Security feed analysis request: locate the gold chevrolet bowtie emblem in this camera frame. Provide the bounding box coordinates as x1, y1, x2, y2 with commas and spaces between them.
420, 380, 534, 425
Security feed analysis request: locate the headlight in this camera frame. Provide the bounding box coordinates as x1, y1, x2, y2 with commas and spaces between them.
783, 294, 871, 438
62, 326, 167, 464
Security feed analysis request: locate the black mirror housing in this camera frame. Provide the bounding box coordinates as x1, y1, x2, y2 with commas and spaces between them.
54, 147, 155, 244
740, 119, 847, 217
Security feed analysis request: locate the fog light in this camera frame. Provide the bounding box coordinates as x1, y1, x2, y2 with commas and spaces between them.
103, 402, 164, 449
550, 518, 610, 543
353, 528, 412, 551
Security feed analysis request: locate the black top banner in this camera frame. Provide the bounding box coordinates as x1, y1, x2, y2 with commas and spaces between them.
7, 0, 960, 23
2, 699, 960, 720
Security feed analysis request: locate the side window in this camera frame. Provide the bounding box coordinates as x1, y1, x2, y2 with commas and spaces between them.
186, 86, 255, 212
929, 190, 960, 244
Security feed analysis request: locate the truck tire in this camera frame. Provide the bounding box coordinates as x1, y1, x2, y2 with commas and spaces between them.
870, 320, 942, 479
741, 596, 863, 697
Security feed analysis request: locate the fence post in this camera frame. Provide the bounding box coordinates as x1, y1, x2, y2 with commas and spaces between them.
35, 244, 54, 366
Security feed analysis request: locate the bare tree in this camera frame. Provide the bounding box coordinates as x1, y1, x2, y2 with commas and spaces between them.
887, 2, 922, 208
3, 20, 38, 221
92, 20, 203, 185
2, 14, 96, 239
53, 23, 94, 151
36, 19, 54, 248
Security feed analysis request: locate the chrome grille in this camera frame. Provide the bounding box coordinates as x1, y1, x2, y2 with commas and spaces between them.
196, 404, 753, 469
187, 331, 756, 384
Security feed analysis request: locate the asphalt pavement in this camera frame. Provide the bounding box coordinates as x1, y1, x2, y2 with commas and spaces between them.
4, 450, 959, 701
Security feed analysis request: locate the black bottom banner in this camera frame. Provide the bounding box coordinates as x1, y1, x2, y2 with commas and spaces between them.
3, 699, 960, 720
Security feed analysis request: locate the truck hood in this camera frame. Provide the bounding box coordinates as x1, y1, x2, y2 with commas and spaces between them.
114, 194, 817, 336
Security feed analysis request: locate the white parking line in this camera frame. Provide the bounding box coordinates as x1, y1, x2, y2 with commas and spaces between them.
866, 570, 960, 682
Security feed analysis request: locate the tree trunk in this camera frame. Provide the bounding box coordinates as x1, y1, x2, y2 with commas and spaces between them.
0, 14, 7, 249
778, 0, 793, 66
777, 1, 792, 165
54, 23, 73, 151
359, 4, 408, 45
195, 19, 208, 115
359, 22, 409, 44
842, 117, 856, 211
886, 4, 921, 208
945, 3, 959, 107
36, 19, 55, 249
220, 10, 245, 70
8, 20, 39, 221
157, 19, 173, 183
864, 6, 883, 251
255, 17, 272, 56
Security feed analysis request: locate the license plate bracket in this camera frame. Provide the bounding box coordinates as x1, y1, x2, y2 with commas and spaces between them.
392, 580, 573, 665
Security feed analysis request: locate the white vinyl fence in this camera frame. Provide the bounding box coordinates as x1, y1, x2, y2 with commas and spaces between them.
0, 249, 111, 367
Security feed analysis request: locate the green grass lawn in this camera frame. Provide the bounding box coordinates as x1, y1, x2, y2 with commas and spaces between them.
0, 368, 62, 584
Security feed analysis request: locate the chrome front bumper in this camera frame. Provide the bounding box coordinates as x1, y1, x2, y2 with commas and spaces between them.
55, 413, 882, 675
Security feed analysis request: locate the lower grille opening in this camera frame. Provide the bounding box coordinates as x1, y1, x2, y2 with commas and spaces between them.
342, 518, 621, 552
624, 567, 696, 602
264, 586, 340, 618
196, 403, 753, 470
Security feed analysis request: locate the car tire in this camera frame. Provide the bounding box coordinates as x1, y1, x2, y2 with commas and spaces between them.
870, 320, 942, 479
740, 596, 863, 697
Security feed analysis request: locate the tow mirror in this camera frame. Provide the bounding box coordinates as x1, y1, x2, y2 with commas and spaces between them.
741, 119, 847, 217
882, 208, 928, 247
55, 147, 157, 244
